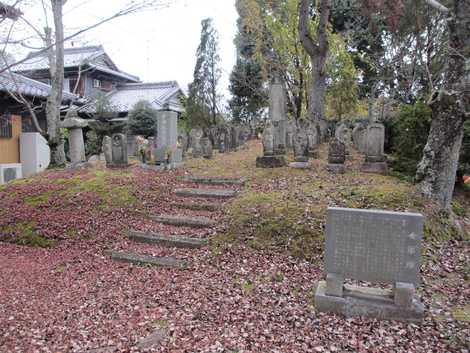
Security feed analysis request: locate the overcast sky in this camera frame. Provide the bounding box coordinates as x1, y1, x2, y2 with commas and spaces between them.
10, 0, 238, 100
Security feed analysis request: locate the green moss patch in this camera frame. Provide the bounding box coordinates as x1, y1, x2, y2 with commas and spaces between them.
1, 221, 54, 248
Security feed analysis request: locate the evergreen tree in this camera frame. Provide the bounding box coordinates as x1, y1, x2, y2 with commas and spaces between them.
229, 0, 268, 124
187, 18, 222, 128
127, 100, 158, 137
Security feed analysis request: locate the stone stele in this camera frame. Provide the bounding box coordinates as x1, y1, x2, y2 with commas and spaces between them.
315, 207, 425, 322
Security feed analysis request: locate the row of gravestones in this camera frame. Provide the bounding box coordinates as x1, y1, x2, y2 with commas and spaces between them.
257, 76, 324, 169
327, 122, 387, 174
184, 124, 254, 159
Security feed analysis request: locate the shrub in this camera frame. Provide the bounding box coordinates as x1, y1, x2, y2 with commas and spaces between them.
390, 101, 432, 176
128, 100, 158, 137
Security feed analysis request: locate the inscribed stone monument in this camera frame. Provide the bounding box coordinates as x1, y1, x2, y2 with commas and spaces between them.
190, 128, 203, 158
315, 207, 425, 322
361, 123, 388, 174
109, 133, 128, 168
256, 77, 287, 168
327, 138, 346, 174
352, 124, 367, 153
155, 110, 178, 164
201, 137, 213, 159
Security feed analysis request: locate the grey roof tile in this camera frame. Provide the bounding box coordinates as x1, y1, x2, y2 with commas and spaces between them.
81, 81, 184, 113
14, 45, 140, 83
0, 71, 76, 101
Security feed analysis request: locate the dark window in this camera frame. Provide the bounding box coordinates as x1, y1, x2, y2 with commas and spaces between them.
0, 114, 12, 138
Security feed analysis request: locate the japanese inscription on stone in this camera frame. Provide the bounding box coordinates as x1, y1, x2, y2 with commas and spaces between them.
325, 208, 424, 285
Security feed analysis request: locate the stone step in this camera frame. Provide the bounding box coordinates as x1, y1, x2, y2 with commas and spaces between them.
174, 188, 237, 199
151, 214, 216, 228
128, 230, 208, 249
111, 251, 187, 269
171, 202, 220, 212
182, 176, 245, 186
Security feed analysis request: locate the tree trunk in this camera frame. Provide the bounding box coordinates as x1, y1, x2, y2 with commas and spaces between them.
416, 0, 470, 212
298, 0, 331, 124
46, 0, 66, 167
310, 54, 327, 122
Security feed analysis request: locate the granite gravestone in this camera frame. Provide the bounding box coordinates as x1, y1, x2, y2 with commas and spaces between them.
269, 77, 287, 155
201, 137, 213, 159
352, 124, 367, 153
290, 127, 310, 169
155, 110, 178, 164
110, 133, 128, 168
306, 122, 320, 158
361, 123, 388, 174
256, 78, 288, 168
190, 128, 204, 158
327, 138, 346, 174
315, 207, 425, 322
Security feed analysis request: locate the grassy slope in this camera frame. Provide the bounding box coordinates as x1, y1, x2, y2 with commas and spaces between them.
186, 141, 468, 260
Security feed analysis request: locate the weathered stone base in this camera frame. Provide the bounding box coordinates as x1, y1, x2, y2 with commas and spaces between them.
256, 155, 287, 168
315, 281, 424, 323
182, 176, 245, 186
326, 164, 345, 174
361, 162, 388, 175
175, 188, 237, 199
172, 202, 220, 212
152, 214, 216, 228
289, 162, 311, 169
107, 163, 130, 169
128, 230, 208, 249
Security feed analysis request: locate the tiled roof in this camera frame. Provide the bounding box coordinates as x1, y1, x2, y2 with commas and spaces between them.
0, 71, 77, 101
101, 81, 184, 113
14, 45, 140, 83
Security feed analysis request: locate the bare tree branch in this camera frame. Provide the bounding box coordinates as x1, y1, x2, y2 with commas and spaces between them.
0, 0, 172, 74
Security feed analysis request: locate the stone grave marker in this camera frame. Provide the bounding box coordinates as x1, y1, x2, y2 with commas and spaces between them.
315, 207, 425, 322
155, 110, 178, 164
256, 77, 287, 168
201, 137, 213, 159
190, 128, 203, 158
353, 124, 367, 153
269, 77, 287, 155
327, 138, 346, 174
109, 133, 128, 168
290, 126, 309, 169
361, 123, 388, 174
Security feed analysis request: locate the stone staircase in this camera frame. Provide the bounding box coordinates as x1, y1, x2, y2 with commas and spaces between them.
110, 176, 243, 269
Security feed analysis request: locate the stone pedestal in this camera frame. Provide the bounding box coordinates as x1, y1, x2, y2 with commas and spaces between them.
315, 281, 424, 323
256, 155, 287, 168
289, 161, 310, 169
